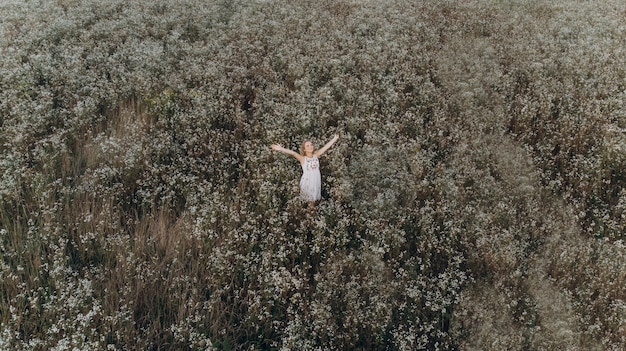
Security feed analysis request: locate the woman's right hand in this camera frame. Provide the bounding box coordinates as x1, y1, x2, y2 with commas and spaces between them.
271, 144, 282, 151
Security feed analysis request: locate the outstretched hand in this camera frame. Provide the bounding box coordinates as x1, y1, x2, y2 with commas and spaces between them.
270, 144, 282, 151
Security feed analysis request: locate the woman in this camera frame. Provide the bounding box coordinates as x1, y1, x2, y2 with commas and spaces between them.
271, 134, 339, 210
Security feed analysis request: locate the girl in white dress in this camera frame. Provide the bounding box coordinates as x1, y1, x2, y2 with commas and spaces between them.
271, 134, 339, 210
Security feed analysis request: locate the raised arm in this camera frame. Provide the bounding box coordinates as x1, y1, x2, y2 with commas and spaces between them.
314, 134, 339, 157
271, 144, 304, 163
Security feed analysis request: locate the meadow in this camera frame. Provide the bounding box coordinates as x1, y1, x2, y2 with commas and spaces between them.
0, 0, 624, 349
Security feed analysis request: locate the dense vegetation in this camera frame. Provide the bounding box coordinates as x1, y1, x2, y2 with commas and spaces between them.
0, 0, 624, 349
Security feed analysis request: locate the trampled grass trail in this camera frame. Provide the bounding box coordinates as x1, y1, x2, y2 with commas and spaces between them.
436, 2, 621, 347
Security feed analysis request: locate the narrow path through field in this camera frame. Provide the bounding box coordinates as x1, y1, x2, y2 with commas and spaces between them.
526, 254, 583, 350
431, 3, 605, 347
447, 136, 602, 350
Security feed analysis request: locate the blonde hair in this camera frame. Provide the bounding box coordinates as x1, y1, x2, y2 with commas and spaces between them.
300, 140, 313, 155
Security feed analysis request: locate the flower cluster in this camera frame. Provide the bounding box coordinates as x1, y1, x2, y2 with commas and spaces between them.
1, 0, 625, 350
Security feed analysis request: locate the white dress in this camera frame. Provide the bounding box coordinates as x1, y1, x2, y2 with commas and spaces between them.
300, 156, 321, 202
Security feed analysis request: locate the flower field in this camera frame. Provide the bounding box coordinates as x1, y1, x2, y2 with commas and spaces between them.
0, 0, 624, 349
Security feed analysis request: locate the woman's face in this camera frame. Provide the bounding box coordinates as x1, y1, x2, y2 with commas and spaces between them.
303, 141, 315, 153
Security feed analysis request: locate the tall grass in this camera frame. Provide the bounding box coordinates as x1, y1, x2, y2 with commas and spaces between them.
1, 0, 625, 350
